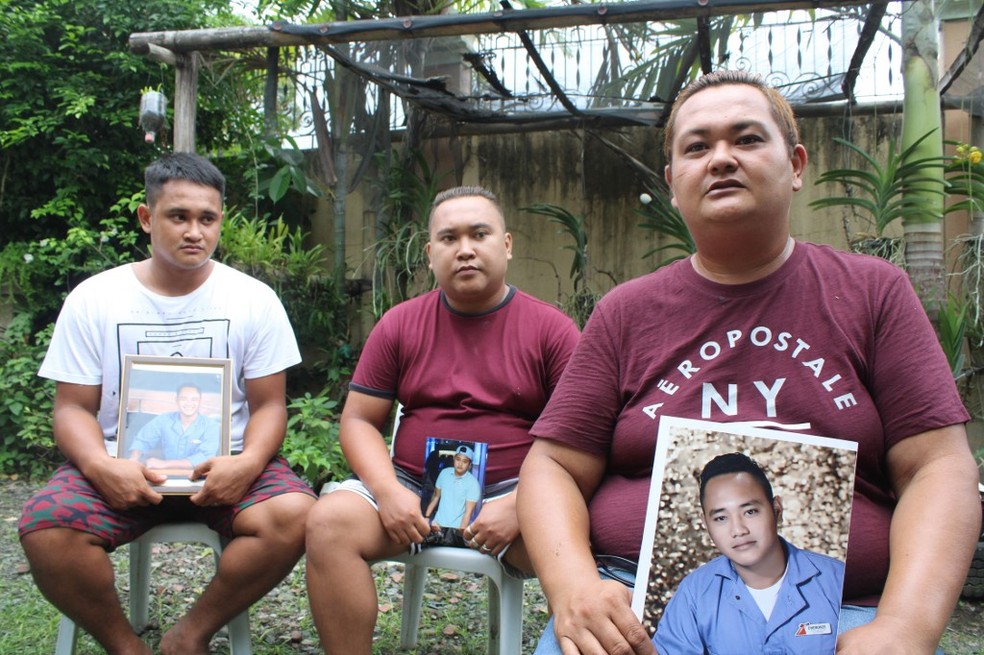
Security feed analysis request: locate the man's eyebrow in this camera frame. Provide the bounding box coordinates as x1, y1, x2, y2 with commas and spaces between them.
706, 498, 765, 515
681, 119, 770, 139
435, 221, 496, 235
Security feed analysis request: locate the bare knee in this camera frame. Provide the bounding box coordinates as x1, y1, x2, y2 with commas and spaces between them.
306, 492, 390, 563
21, 527, 103, 570
235, 492, 315, 550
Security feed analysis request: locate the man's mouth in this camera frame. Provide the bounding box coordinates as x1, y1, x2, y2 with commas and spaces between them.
707, 180, 744, 194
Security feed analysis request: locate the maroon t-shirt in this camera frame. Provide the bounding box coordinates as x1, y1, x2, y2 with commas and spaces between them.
531, 242, 968, 604
351, 286, 580, 484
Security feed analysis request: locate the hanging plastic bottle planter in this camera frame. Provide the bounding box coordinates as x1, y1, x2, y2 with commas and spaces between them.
139, 89, 167, 144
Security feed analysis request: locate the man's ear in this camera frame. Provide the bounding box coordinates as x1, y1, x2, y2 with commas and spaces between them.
137, 204, 152, 234
664, 164, 680, 210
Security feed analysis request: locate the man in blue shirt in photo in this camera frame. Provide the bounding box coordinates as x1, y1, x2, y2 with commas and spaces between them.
127, 383, 220, 472
653, 452, 844, 654
425, 444, 482, 530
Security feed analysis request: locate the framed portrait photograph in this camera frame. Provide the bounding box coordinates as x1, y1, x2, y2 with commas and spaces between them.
633, 416, 858, 651
117, 354, 232, 494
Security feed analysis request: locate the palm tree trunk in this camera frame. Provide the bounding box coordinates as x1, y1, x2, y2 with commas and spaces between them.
901, 0, 946, 319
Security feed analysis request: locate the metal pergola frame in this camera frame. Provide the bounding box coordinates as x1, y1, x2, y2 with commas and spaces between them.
128, 0, 927, 151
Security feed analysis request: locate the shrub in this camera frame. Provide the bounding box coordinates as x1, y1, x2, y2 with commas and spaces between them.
0, 316, 58, 478
284, 388, 350, 491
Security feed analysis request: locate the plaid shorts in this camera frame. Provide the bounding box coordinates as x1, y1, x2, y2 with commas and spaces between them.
18, 455, 315, 551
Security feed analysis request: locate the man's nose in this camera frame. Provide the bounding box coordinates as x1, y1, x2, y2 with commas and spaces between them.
184, 220, 204, 239
457, 237, 476, 257
708, 141, 738, 173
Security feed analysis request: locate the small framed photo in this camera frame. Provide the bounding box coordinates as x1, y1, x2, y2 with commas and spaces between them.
117, 354, 232, 494
420, 437, 489, 530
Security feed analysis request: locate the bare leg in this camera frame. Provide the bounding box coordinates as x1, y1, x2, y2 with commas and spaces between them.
160, 491, 316, 655
502, 536, 535, 576
306, 491, 406, 655
21, 528, 151, 655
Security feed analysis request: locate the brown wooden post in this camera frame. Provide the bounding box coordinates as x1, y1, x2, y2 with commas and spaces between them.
145, 43, 198, 153
173, 51, 199, 153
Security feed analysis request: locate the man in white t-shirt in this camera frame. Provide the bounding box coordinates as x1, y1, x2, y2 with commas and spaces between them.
18, 152, 317, 655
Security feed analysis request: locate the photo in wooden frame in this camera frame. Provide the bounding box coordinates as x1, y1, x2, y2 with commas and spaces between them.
117, 354, 232, 494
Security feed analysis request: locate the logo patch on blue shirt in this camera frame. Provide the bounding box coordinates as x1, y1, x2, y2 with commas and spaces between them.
795, 622, 832, 636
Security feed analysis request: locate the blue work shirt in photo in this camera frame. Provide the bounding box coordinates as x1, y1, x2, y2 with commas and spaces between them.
654, 538, 844, 654
129, 412, 220, 467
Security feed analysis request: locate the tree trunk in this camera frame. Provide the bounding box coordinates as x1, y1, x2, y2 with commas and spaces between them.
901, 0, 946, 319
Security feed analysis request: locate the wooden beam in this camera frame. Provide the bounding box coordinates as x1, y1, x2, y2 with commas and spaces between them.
130, 0, 875, 54
173, 53, 199, 152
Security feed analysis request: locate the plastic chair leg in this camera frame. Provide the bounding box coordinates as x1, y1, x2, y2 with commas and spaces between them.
400, 561, 428, 648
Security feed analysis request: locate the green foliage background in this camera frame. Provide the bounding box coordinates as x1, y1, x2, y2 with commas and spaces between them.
0, 0, 353, 487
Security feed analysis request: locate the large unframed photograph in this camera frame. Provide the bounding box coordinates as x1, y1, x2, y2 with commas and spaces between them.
633, 416, 858, 642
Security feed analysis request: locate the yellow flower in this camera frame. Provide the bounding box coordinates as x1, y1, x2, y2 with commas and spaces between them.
971, 150, 982, 165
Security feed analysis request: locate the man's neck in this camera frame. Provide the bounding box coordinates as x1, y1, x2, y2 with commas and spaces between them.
444, 283, 510, 314
691, 237, 795, 285
134, 258, 215, 297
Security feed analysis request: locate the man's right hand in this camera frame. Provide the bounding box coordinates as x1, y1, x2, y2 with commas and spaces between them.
376, 483, 434, 546
87, 457, 164, 509
551, 578, 656, 655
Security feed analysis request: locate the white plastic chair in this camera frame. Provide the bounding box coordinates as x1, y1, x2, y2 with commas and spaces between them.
54, 522, 252, 655
331, 403, 526, 654
385, 546, 525, 655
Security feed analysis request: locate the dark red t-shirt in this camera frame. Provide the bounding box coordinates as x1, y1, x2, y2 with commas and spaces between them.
532, 242, 968, 604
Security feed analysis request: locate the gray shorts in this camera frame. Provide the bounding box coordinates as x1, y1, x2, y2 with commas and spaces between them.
323, 465, 528, 578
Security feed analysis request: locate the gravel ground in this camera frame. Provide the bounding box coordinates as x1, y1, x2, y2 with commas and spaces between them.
0, 477, 549, 654
2, 477, 981, 654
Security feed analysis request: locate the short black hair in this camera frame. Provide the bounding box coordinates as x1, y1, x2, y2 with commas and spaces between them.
144, 152, 225, 208
428, 185, 505, 231
699, 452, 774, 508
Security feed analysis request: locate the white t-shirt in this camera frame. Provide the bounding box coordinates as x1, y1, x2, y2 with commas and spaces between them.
747, 566, 788, 621
40, 261, 301, 452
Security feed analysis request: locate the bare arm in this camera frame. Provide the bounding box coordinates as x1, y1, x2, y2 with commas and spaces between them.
518, 439, 656, 655
425, 488, 441, 520
54, 382, 164, 508
837, 424, 981, 654
459, 499, 477, 530
340, 391, 432, 545
190, 371, 287, 506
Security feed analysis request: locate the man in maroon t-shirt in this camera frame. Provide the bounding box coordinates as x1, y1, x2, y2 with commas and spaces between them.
305, 186, 579, 654
518, 71, 981, 655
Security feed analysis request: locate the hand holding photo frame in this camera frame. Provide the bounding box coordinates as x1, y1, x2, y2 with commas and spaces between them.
415, 437, 489, 549
117, 355, 232, 494
633, 416, 858, 650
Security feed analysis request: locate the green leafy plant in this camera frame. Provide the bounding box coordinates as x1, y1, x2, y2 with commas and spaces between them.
810, 130, 948, 261
636, 186, 696, 267
284, 388, 348, 490
368, 148, 441, 318
938, 295, 969, 378
217, 209, 351, 364
0, 316, 57, 478
522, 202, 600, 327
256, 136, 325, 203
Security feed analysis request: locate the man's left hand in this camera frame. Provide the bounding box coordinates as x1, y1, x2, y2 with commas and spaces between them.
188, 455, 260, 506
464, 492, 519, 557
